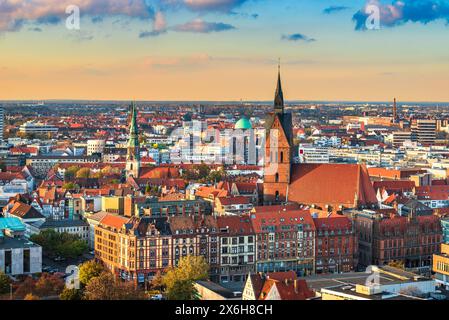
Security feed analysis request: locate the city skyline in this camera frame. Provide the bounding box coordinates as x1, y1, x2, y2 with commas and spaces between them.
2, 0, 449, 101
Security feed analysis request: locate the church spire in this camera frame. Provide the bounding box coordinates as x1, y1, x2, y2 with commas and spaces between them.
128, 101, 139, 148
274, 59, 284, 114
126, 101, 140, 177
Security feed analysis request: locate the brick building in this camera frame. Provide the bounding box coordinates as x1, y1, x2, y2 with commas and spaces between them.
349, 209, 442, 272
250, 207, 315, 276
312, 212, 357, 274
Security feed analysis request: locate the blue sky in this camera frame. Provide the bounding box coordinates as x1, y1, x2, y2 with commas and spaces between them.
1, 0, 449, 101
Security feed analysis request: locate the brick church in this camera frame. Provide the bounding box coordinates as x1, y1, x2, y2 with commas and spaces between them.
263, 66, 378, 211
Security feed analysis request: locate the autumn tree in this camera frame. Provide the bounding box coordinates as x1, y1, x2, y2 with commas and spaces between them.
34, 273, 65, 297
0, 272, 11, 295
12, 276, 36, 299
76, 167, 91, 179
79, 260, 105, 286
60, 288, 83, 300
24, 293, 40, 300
64, 166, 80, 181
162, 256, 209, 300
83, 272, 146, 300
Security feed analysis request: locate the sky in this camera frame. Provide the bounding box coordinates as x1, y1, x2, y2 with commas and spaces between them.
1, 0, 449, 102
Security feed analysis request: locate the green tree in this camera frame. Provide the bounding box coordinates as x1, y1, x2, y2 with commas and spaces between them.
162, 256, 209, 300
79, 260, 105, 286
64, 166, 80, 181
0, 272, 11, 295
60, 288, 83, 300
166, 280, 200, 300
63, 182, 80, 190
76, 167, 91, 179
30, 230, 88, 259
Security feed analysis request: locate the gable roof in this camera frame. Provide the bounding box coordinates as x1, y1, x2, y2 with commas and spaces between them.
288, 164, 377, 209
9, 202, 45, 219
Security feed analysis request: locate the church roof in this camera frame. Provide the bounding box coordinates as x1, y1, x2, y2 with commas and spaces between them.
288, 163, 378, 209
274, 63, 284, 112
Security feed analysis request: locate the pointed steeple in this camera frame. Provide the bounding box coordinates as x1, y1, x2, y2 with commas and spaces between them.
128, 101, 139, 149
274, 59, 284, 114
126, 102, 140, 177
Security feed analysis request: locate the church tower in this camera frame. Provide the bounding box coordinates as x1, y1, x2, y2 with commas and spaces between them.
126, 102, 140, 177
263, 63, 293, 205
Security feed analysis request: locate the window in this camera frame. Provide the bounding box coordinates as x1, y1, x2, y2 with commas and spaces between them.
275, 173, 279, 183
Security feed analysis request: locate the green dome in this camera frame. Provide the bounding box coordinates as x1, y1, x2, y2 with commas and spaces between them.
234, 117, 252, 130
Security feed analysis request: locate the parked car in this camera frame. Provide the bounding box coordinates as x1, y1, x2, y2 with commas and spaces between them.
150, 294, 164, 301
53, 256, 66, 262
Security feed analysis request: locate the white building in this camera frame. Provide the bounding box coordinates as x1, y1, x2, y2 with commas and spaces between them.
0, 217, 42, 276
298, 144, 330, 164
87, 139, 106, 156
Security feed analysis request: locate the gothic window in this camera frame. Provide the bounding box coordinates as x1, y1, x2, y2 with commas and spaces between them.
280, 151, 284, 163
275, 173, 279, 183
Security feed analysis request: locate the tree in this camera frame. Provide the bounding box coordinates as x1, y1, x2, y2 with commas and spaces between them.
76, 167, 91, 179
0, 272, 11, 295
79, 260, 105, 286
60, 288, 83, 300
30, 230, 88, 259
166, 280, 200, 300
64, 166, 80, 181
13, 276, 37, 299
24, 293, 40, 300
83, 272, 117, 300
162, 256, 209, 300
83, 272, 146, 300
34, 273, 65, 297
63, 182, 80, 191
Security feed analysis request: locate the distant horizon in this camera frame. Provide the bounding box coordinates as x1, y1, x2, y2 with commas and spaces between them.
2, 1, 449, 101
2, 99, 449, 106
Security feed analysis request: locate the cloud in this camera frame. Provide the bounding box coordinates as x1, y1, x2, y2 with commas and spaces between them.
353, 0, 449, 30
161, 0, 251, 12
140, 11, 167, 38
282, 33, 316, 42
139, 30, 166, 38
173, 19, 236, 33
0, 0, 154, 32
29, 27, 43, 32
68, 31, 95, 42
91, 16, 104, 24
323, 6, 350, 14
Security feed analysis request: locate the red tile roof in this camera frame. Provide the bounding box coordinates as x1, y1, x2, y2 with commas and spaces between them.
139, 167, 180, 179
372, 180, 415, 193
250, 209, 315, 233
288, 164, 377, 208
9, 202, 45, 219
217, 196, 250, 206
216, 215, 254, 235
99, 214, 130, 229
313, 215, 352, 231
